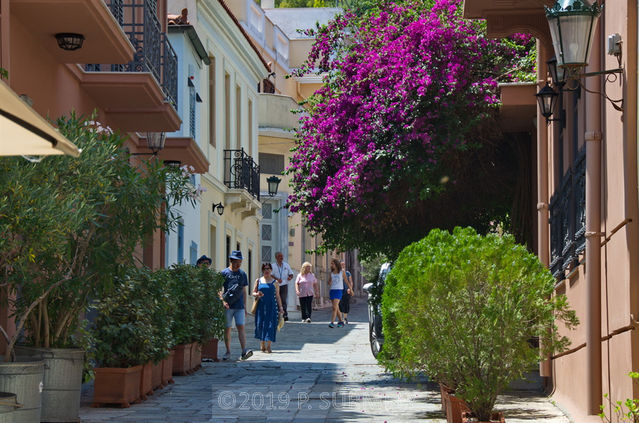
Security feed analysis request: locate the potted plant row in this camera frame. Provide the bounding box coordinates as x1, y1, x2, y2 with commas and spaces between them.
379, 227, 579, 423
90, 264, 225, 407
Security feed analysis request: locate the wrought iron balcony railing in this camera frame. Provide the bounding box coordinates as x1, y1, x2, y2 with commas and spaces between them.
224, 149, 260, 200
86, 0, 177, 109
549, 147, 586, 279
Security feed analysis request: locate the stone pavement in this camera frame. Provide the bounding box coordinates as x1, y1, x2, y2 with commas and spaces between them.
79, 299, 572, 423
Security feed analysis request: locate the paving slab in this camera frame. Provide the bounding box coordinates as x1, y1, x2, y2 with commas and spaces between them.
80, 299, 571, 423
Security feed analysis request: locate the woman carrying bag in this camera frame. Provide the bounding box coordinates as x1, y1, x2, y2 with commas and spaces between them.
252, 263, 283, 353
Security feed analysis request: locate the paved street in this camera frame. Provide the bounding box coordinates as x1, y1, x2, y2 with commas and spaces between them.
80, 300, 571, 423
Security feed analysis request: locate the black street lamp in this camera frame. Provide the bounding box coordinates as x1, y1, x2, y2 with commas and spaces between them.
212, 202, 224, 216
547, 57, 565, 87
266, 176, 281, 197
536, 83, 560, 124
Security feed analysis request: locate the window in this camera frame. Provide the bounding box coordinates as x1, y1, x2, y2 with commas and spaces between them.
248, 99, 253, 156
248, 248, 253, 292
209, 58, 216, 147
189, 80, 196, 139
262, 246, 272, 263
262, 203, 272, 219
236, 85, 241, 149
210, 225, 217, 268
259, 153, 285, 175
177, 220, 184, 264
225, 73, 230, 150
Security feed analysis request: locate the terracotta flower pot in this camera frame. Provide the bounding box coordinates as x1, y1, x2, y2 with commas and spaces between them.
139, 362, 153, 401
151, 361, 162, 390
445, 394, 470, 423
439, 383, 455, 414
172, 343, 192, 376
161, 351, 175, 386
462, 411, 505, 423
202, 338, 219, 362
190, 343, 202, 372
92, 365, 142, 408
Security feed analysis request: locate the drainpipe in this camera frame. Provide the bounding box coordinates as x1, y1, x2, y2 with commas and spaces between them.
537, 42, 552, 378
584, 23, 603, 415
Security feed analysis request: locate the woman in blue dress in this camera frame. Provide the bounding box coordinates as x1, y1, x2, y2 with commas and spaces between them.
252, 263, 283, 353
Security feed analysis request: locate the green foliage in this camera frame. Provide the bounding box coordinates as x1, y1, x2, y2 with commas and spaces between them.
0, 112, 197, 359
91, 270, 156, 368
379, 227, 578, 421
600, 372, 639, 423
167, 265, 225, 345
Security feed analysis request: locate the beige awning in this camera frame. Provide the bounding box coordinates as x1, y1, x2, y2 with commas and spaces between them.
0, 79, 80, 157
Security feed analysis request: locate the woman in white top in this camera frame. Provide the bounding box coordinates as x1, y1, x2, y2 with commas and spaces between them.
327, 258, 347, 328
295, 262, 318, 323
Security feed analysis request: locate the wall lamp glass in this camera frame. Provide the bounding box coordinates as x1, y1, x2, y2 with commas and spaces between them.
212, 202, 224, 216
266, 176, 281, 197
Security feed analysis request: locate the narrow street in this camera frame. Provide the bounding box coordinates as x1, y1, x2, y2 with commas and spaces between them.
80, 300, 571, 423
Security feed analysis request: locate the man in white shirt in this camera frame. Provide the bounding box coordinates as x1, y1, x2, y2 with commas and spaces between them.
272, 251, 294, 321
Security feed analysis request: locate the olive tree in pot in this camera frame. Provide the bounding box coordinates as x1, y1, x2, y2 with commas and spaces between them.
6, 115, 197, 420
380, 227, 578, 422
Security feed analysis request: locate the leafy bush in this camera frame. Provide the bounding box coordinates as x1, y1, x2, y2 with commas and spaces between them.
167, 265, 225, 345
91, 271, 156, 368
600, 372, 639, 423
380, 227, 578, 421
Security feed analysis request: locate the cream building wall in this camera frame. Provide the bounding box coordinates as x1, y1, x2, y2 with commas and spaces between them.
168, 0, 268, 290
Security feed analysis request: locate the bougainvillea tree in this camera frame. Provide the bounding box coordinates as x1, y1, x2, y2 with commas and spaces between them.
286, 0, 535, 258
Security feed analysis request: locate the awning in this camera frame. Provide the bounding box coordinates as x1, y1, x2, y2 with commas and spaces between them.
0, 79, 81, 157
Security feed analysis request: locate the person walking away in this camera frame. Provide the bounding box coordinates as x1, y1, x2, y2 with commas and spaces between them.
327, 258, 347, 328
252, 263, 283, 353
219, 250, 253, 361
272, 252, 294, 321
339, 261, 354, 324
295, 262, 318, 323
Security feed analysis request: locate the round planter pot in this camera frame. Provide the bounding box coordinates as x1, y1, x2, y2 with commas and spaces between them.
0, 392, 20, 423
14, 346, 84, 423
0, 360, 44, 423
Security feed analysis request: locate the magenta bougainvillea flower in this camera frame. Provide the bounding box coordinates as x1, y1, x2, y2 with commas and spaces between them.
286, 0, 534, 255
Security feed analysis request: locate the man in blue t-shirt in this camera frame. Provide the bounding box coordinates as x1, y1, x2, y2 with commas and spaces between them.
219, 250, 252, 361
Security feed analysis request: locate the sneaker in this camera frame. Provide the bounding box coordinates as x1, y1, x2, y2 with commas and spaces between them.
222, 351, 230, 361
306, 318, 312, 323
337, 321, 344, 328
284, 316, 289, 321
301, 319, 307, 323
328, 323, 335, 328
241, 349, 253, 360
344, 319, 348, 325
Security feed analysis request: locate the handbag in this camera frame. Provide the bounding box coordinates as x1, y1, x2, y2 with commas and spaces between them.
222, 282, 243, 306
250, 297, 260, 314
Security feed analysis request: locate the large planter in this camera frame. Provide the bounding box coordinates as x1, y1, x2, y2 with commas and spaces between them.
14, 346, 84, 423
151, 361, 162, 391
190, 343, 201, 372
171, 344, 192, 376
0, 392, 20, 423
201, 339, 219, 362
0, 360, 44, 423
92, 365, 142, 408
462, 411, 505, 423
445, 394, 470, 423
139, 362, 153, 401
161, 352, 174, 387
439, 383, 454, 414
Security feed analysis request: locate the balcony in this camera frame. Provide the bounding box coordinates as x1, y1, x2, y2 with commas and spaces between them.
79, 0, 180, 132
11, 0, 135, 64
549, 148, 586, 279
223, 149, 261, 220
258, 93, 302, 138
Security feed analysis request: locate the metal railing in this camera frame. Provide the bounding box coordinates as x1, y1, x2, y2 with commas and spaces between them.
86, 0, 177, 109
223, 149, 260, 200
549, 147, 586, 279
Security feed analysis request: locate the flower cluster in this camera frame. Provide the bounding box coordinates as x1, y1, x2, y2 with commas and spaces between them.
287, 0, 532, 252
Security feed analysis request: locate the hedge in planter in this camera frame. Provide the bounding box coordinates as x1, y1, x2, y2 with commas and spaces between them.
379, 227, 578, 421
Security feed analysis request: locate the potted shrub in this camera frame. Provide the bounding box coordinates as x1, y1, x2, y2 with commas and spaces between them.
380, 227, 578, 422
191, 267, 225, 367
90, 273, 156, 408
1, 113, 197, 420
145, 268, 174, 391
